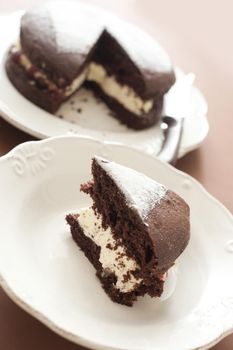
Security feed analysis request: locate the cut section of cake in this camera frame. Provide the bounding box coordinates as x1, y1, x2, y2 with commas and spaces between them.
66, 157, 190, 306
6, 2, 175, 130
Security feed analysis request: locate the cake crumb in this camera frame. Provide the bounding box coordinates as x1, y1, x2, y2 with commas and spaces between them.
106, 243, 113, 249
118, 261, 126, 268
122, 271, 131, 283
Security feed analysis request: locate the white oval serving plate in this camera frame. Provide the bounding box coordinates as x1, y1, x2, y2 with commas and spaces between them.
0, 136, 233, 350
0, 8, 208, 159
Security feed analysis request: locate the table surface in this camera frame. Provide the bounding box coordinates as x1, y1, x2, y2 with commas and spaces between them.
0, 0, 233, 349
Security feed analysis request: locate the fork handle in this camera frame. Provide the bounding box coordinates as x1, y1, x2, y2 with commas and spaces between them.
157, 116, 184, 165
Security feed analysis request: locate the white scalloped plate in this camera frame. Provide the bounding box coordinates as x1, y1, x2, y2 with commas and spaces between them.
0, 136, 233, 350
0, 9, 208, 159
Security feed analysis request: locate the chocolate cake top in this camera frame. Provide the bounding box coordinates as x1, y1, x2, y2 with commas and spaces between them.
94, 156, 190, 270
20, 1, 175, 93
95, 156, 167, 220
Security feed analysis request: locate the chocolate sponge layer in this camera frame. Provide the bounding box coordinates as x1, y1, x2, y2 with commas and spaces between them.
66, 213, 163, 306
6, 55, 63, 113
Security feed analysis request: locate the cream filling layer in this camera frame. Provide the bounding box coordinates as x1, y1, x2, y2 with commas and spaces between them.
15, 45, 153, 116
77, 207, 142, 293
87, 63, 153, 115
16, 48, 58, 91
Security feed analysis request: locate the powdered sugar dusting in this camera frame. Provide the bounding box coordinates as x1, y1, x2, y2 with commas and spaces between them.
95, 156, 167, 219
47, 2, 101, 54
44, 2, 172, 72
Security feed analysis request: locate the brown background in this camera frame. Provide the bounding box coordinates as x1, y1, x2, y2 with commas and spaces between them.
0, 0, 232, 349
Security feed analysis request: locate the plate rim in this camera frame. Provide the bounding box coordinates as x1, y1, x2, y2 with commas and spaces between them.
0, 135, 232, 350
0, 91, 209, 158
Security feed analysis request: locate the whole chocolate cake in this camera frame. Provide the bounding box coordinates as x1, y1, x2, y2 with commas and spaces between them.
6, 2, 176, 130
66, 157, 190, 306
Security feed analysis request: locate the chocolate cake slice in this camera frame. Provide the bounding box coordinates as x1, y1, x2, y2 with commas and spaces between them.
6, 2, 175, 130
66, 157, 190, 306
